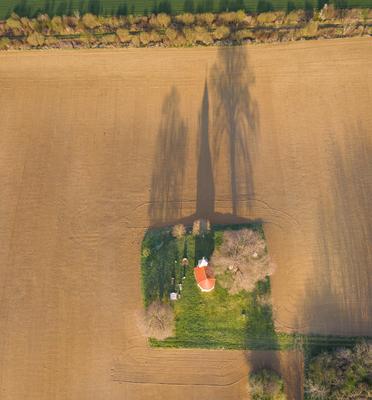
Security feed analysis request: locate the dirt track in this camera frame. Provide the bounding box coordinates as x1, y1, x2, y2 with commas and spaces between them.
0, 38, 371, 399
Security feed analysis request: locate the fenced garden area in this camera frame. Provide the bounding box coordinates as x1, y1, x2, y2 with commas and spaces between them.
140, 222, 369, 351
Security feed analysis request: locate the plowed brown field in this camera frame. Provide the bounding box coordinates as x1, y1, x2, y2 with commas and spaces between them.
0, 38, 371, 400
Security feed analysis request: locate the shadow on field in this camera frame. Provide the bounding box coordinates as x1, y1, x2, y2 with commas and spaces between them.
211, 46, 259, 216
148, 87, 188, 225
303, 132, 372, 336
196, 80, 215, 219
149, 47, 259, 225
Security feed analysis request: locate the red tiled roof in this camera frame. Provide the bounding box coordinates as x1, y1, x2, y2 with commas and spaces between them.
194, 266, 216, 292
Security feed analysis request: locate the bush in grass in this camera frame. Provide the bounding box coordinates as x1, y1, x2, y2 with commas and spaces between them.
102, 34, 117, 44
149, 30, 162, 43
44, 36, 59, 46
155, 13, 171, 28
5, 15, 22, 31
195, 26, 213, 44
249, 369, 286, 400
212, 24, 230, 40
196, 12, 215, 26
183, 26, 197, 43
257, 12, 277, 24
51, 16, 65, 34
26, 32, 45, 47
139, 31, 151, 45
116, 28, 131, 42
175, 13, 195, 25
192, 219, 211, 236
0, 37, 11, 50
82, 13, 101, 29
211, 229, 276, 294
305, 341, 372, 400
301, 20, 319, 38
140, 301, 175, 340
172, 224, 186, 239
165, 27, 178, 41
235, 28, 254, 41
285, 9, 305, 23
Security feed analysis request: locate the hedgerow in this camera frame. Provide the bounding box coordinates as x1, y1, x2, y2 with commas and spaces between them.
1, 5, 372, 49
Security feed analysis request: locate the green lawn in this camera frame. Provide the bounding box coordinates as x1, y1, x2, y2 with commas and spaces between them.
141, 224, 370, 351
142, 223, 293, 350
2, 0, 372, 20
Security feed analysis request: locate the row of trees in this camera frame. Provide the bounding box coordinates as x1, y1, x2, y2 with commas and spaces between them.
305, 341, 372, 399
9, 0, 355, 19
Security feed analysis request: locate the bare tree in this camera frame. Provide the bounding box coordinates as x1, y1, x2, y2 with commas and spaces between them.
172, 224, 186, 239
192, 218, 211, 236
139, 301, 175, 340
248, 369, 286, 400
211, 229, 276, 294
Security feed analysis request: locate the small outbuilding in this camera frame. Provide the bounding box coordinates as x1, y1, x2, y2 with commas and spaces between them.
193, 257, 215, 292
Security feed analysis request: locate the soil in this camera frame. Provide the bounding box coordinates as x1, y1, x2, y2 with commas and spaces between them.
0, 37, 371, 399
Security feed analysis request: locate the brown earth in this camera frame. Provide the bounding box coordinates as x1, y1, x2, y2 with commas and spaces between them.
0, 37, 371, 400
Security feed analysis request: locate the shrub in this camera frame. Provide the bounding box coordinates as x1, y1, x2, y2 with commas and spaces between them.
139, 31, 151, 45
149, 30, 162, 43
102, 34, 117, 44
140, 301, 175, 340
219, 10, 246, 24
305, 341, 372, 400
195, 26, 213, 44
51, 15, 64, 34
211, 229, 276, 294
156, 13, 171, 28
175, 13, 195, 25
0, 37, 11, 50
5, 16, 22, 31
302, 20, 318, 37
213, 24, 230, 39
116, 28, 131, 42
249, 369, 286, 400
165, 27, 178, 41
26, 32, 45, 47
196, 12, 215, 26
257, 12, 277, 24
172, 224, 186, 239
82, 13, 101, 29
44, 36, 59, 46
192, 219, 211, 236
235, 28, 254, 41
130, 35, 140, 46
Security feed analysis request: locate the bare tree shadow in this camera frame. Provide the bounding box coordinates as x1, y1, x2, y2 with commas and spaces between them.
210, 46, 259, 216
304, 131, 372, 336
148, 87, 188, 225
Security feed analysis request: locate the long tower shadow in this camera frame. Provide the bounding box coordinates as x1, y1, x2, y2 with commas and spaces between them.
196, 80, 215, 219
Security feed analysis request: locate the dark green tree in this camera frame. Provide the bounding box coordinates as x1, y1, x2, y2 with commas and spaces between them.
117, 3, 128, 16
256, 0, 273, 13
87, 0, 101, 15
286, 0, 296, 13
184, 0, 195, 13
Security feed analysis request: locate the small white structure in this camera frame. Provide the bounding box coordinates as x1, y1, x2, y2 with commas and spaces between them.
170, 292, 178, 301
198, 257, 209, 267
